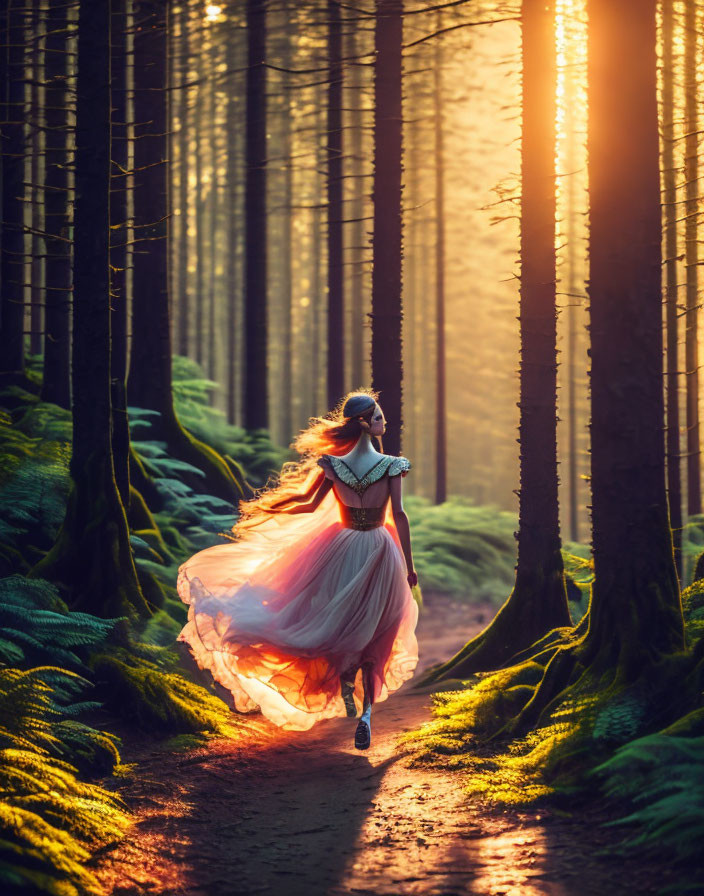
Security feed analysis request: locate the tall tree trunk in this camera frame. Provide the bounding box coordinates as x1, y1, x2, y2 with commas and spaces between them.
662, 0, 682, 578
110, 0, 130, 507
243, 0, 268, 430
207, 22, 219, 384
194, 28, 205, 367
684, 0, 700, 517
311, 99, 324, 416
0, 4, 28, 382
326, 0, 344, 409
371, 0, 403, 456
433, 17, 447, 504
509, 0, 686, 736
29, 0, 45, 358
418, 0, 570, 684
128, 0, 242, 501
584, 0, 683, 666
225, 22, 241, 425
33, 0, 147, 627
41, 0, 72, 407
347, 24, 366, 392
280, 1, 294, 439
176, 1, 190, 357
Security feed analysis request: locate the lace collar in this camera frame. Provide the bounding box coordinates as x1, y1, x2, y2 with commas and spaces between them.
321, 453, 411, 495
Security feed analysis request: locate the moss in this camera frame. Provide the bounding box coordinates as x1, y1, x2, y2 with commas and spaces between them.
88, 647, 243, 738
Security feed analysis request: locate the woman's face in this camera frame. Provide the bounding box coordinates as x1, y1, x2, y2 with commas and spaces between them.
369, 403, 386, 438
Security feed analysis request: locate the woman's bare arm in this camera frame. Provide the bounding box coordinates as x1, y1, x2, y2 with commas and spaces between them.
279, 476, 334, 513
389, 474, 416, 582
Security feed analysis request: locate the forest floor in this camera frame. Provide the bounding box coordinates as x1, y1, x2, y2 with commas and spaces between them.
93, 593, 679, 896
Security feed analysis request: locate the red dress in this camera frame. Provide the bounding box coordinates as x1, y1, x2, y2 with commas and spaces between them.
176, 452, 419, 731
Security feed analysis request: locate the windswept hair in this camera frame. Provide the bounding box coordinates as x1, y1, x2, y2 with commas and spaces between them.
233, 388, 381, 534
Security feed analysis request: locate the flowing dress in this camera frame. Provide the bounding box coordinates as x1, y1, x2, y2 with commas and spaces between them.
176, 452, 420, 731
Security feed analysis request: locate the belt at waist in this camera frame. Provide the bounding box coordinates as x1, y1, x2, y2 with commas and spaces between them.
339, 504, 386, 530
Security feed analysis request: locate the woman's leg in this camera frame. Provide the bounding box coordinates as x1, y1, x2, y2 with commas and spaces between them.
355, 661, 374, 749
340, 664, 358, 717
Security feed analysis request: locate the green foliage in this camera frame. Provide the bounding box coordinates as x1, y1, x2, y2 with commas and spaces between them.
591, 729, 704, 888
88, 645, 243, 738
403, 495, 517, 602
681, 577, 704, 646
404, 495, 591, 604
171, 355, 286, 484
0, 406, 72, 574
0, 666, 130, 896
0, 576, 120, 669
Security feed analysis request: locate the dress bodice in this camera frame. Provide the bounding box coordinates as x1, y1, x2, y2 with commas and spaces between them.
317, 453, 411, 512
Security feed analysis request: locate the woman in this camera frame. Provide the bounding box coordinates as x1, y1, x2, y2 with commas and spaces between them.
176, 389, 419, 750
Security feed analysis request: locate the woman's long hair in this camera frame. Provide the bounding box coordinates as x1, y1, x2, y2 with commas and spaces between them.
232, 388, 381, 535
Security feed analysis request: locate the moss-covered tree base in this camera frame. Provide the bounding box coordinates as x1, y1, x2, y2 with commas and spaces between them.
28, 453, 151, 633
415, 562, 573, 686
150, 410, 247, 503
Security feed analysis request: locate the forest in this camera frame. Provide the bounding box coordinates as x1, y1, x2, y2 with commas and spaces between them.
0, 0, 703, 893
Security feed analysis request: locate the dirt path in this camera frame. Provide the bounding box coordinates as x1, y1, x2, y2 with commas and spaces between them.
95, 593, 676, 896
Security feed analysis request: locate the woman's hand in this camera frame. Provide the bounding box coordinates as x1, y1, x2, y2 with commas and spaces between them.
407, 569, 418, 588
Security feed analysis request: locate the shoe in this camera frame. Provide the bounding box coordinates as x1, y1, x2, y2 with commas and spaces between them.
355, 708, 371, 750
341, 679, 357, 718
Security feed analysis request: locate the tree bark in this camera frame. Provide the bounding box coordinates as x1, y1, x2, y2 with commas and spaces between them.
0, 4, 28, 381
433, 16, 447, 505
280, 0, 294, 439
41, 0, 73, 407
584, 0, 683, 669
128, 0, 242, 501
347, 23, 366, 392
684, 0, 700, 517
243, 0, 268, 430
33, 0, 147, 627
225, 22, 241, 425
29, 0, 45, 358
417, 0, 570, 683
662, 0, 682, 578
507, 0, 686, 737
371, 0, 403, 456
176, 1, 190, 357
110, 0, 130, 507
326, 0, 344, 410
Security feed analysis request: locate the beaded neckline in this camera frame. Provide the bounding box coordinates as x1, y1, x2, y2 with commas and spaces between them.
321, 453, 411, 496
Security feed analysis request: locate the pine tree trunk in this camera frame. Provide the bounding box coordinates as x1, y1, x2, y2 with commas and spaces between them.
0, 4, 28, 381
584, 0, 683, 670
684, 0, 700, 517
433, 18, 447, 504
347, 24, 366, 392
417, 0, 570, 684
194, 30, 205, 367
29, 0, 45, 358
280, 0, 294, 440
662, 0, 682, 578
243, 0, 268, 430
207, 21, 219, 383
128, 0, 242, 501
176, 1, 190, 357
110, 0, 130, 507
508, 0, 686, 736
225, 21, 241, 425
40, 0, 72, 406
33, 0, 147, 627
371, 0, 403, 457
326, 0, 344, 409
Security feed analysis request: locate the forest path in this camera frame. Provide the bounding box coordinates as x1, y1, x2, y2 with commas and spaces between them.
95, 593, 673, 896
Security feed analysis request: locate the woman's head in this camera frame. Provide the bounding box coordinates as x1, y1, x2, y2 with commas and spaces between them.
233, 387, 384, 533
343, 393, 386, 439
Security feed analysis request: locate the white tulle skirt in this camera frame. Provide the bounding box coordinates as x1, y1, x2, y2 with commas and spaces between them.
176, 488, 419, 731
